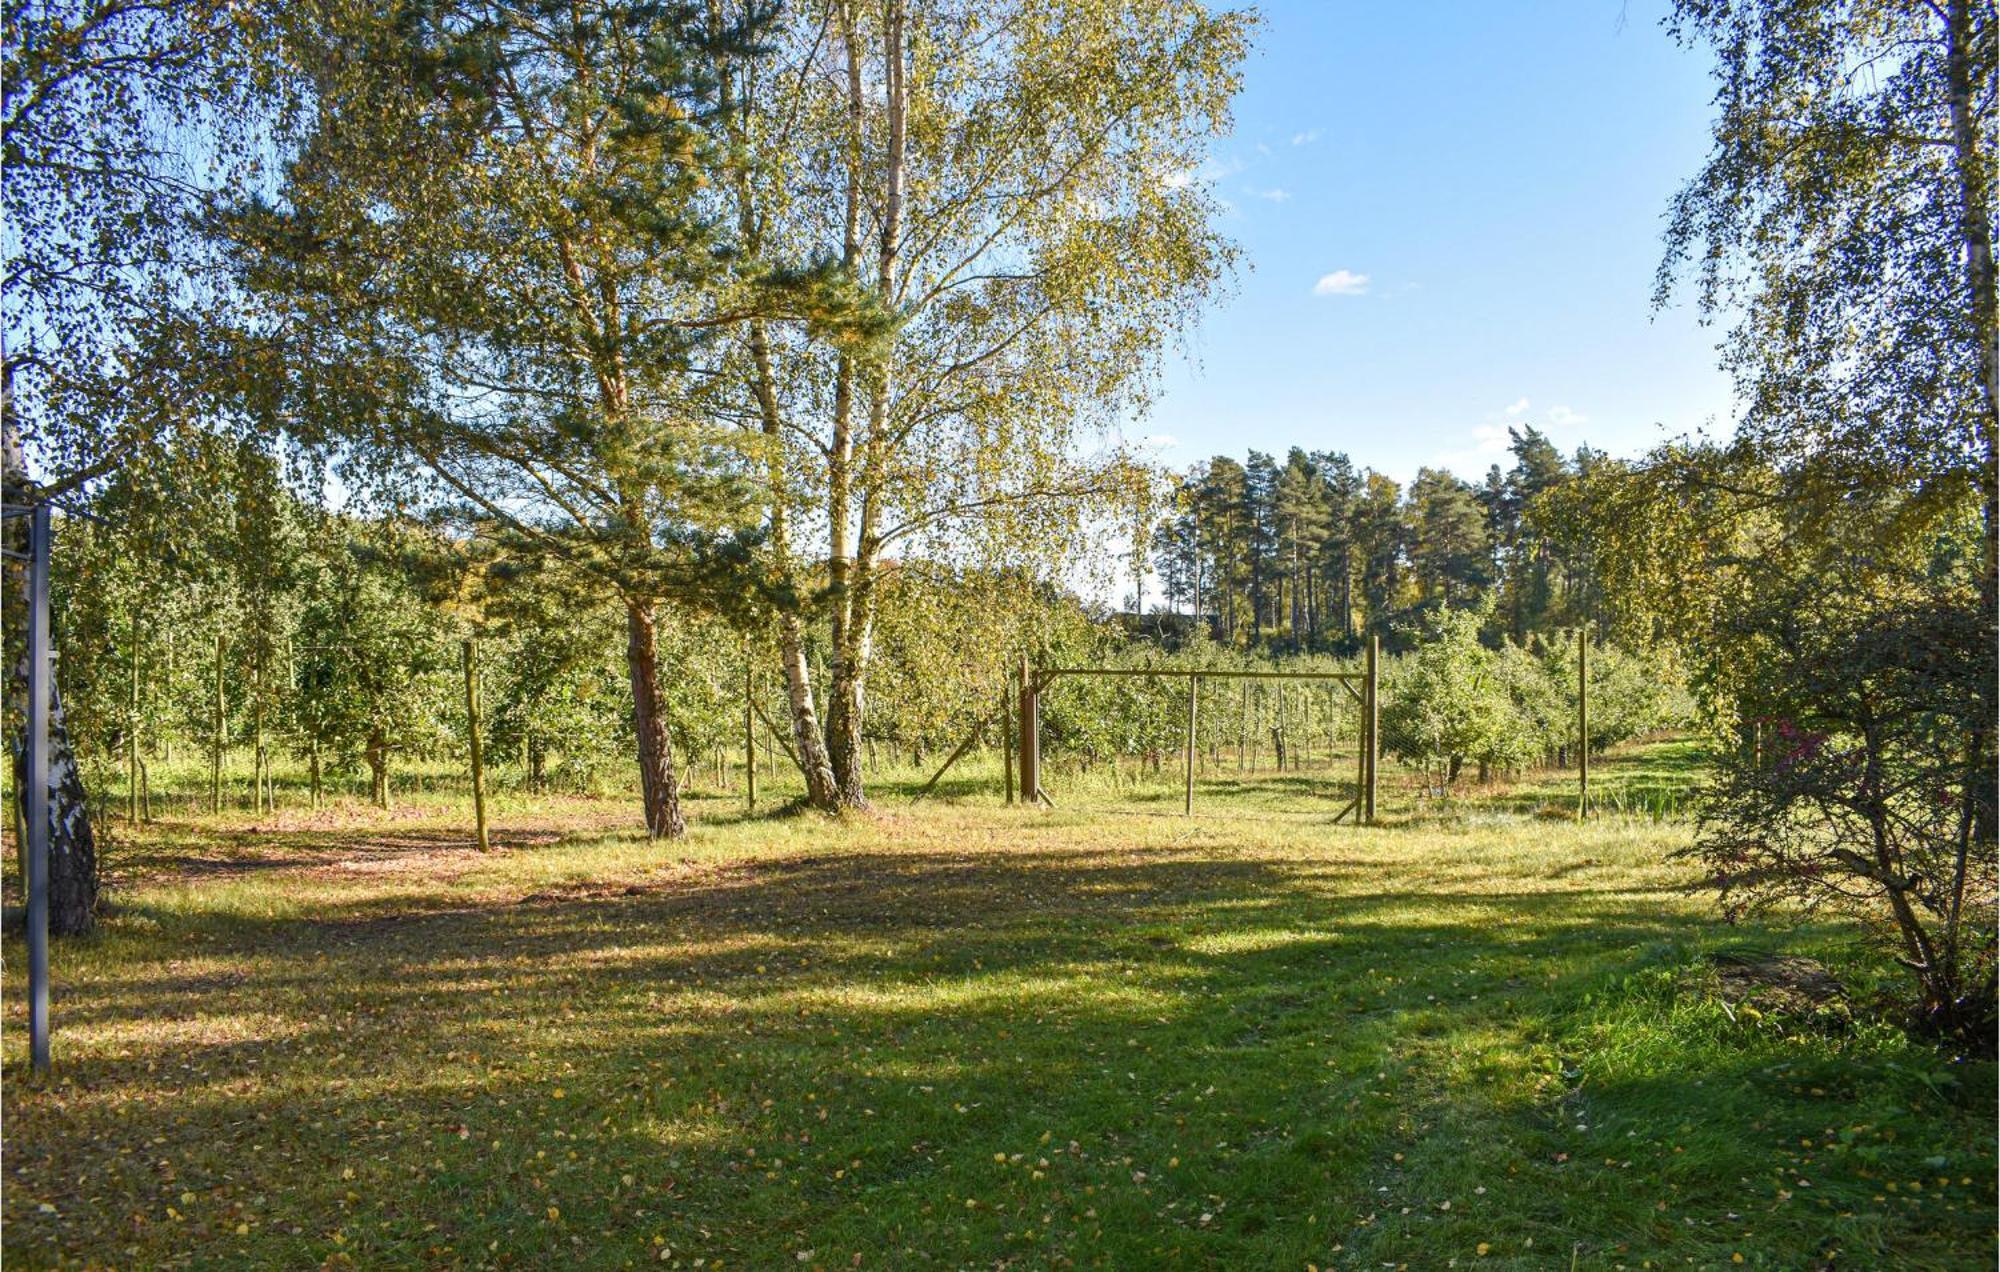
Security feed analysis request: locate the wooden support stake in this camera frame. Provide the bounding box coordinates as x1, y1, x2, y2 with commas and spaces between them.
1578, 626, 1589, 817
211, 632, 225, 814
915, 699, 1009, 802
1018, 656, 1039, 807
1184, 673, 1198, 816
463, 639, 490, 852
1364, 634, 1380, 824
744, 656, 757, 811
1002, 684, 1015, 806
128, 617, 140, 823
747, 698, 803, 770
1353, 674, 1367, 823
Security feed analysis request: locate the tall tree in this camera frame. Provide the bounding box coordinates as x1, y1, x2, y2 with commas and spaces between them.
1196, 456, 1250, 643
4, 0, 270, 932
1272, 449, 1329, 650
1492, 426, 1567, 640
1308, 450, 1362, 644
1659, 0, 1997, 833
1350, 472, 1405, 644
1406, 466, 1492, 611
237, 0, 785, 837
714, 0, 1253, 807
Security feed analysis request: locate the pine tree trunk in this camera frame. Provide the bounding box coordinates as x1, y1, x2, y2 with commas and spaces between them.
624, 600, 686, 839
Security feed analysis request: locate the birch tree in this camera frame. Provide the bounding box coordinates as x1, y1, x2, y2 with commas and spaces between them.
4, 0, 274, 931
1658, 0, 1997, 833
710, 0, 1253, 807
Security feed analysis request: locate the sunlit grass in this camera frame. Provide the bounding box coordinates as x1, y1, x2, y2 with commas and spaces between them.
4, 738, 1993, 1269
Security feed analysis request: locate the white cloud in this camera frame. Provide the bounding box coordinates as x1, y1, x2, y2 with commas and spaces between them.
1253, 187, 1291, 203
1312, 269, 1370, 296
1160, 167, 1197, 191
1428, 422, 1514, 474
1138, 433, 1180, 452
1547, 404, 1588, 426
1291, 129, 1320, 146
1504, 397, 1530, 417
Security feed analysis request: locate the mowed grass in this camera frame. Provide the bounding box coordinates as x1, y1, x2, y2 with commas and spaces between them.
3, 740, 1994, 1269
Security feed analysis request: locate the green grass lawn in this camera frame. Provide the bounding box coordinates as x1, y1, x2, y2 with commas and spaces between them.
4, 739, 1994, 1269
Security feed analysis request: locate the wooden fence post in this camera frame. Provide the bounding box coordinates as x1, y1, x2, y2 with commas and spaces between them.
1018, 655, 1038, 806
128, 618, 141, 822
744, 655, 757, 811
211, 632, 225, 814
254, 659, 268, 813
1364, 634, 1380, 824
1002, 684, 1015, 805
463, 639, 490, 852
1578, 626, 1589, 817
1238, 680, 1248, 772
1353, 679, 1367, 826
1184, 673, 1198, 816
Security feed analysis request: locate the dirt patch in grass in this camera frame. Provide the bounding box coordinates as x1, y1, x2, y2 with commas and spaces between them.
1713, 951, 1847, 1014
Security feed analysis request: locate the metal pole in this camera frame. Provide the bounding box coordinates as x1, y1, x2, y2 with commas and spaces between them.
743, 656, 756, 811
1578, 626, 1589, 817
1365, 634, 1380, 824
26, 504, 52, 1073
1184, 673, 1198, 815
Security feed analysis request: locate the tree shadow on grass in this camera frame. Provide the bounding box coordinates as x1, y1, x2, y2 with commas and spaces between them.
5, 833, 1988, 1269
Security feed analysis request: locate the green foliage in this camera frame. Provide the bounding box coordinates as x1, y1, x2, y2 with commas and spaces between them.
1379, 606, 1512, 788
1684, 564, 1995, 1048
1377, 607, 1690, 793
291, 521, 456, 793
1559, 0, 2000, 1045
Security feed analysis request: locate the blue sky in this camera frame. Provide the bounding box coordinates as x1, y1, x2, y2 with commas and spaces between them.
1133, 0, 1740, 484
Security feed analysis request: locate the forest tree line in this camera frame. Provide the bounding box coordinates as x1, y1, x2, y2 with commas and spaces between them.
1140, 426, 1603, 653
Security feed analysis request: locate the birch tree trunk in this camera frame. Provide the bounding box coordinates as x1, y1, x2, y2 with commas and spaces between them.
5, 677, 99, 936
825, 0, 906, 808
1945, 0, 1998, 843
2, 402, 97, 935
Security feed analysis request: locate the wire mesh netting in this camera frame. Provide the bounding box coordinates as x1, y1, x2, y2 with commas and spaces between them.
1032, 672, 1367, 820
